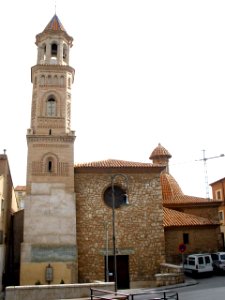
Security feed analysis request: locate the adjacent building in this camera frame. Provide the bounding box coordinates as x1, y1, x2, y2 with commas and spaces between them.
210, 177, 225, 248
0, 153, 19, 290
150, 144, 222, 263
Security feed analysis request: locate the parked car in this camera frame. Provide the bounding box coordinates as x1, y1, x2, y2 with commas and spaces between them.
183, 253, 213, 277
211, 252, 225, 273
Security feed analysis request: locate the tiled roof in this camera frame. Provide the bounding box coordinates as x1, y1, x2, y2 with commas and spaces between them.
15, 186, 26, 191
44, 14, 66, 32
75, 159, 160, 168
161, 172, 221, 205
150, 143, 172, 160
163, 207, 220, 227
161, 172, 183, 201
210, 177, 225, 186
164, 194, 222, 205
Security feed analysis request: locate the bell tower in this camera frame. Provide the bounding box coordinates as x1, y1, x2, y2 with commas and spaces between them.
20, 15, 77, 284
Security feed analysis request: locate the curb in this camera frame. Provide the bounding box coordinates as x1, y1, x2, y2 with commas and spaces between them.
119, 278, 198, 294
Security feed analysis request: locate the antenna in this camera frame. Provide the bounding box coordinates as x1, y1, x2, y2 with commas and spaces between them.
196, 150, 225, 199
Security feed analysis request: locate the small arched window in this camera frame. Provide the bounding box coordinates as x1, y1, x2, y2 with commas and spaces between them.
63, 44, 67, 60
42, 153, 58, 175
40, 75, 45, 85
47, 75, 52, 85
51, 43, 58, 58
53, 75, 58, 85
47, 98, 56, 117
60, 76, 64, 86
68, 77, 71, 88
43, 43, 46, 60
48, 160, 53, 172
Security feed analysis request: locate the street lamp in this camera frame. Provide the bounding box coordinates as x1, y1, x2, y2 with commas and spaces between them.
111, 174, 129, 293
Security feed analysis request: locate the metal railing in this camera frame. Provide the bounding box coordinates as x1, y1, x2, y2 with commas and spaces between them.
90, 288, 178, 300
130, 290, 179, 300
90, 288, 129, 300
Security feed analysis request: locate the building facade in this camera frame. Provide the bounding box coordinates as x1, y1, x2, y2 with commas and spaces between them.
210, 177, 225, 249
75, 160, 165, 288
20, 15, 77, 285
0, 153, 19, 290
15, 186, 26, 210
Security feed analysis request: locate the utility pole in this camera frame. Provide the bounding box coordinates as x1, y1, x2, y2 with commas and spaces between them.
196, 150, 224, 199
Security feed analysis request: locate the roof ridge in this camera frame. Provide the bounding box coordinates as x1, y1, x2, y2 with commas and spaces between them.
164, 207, 219, 227
74, 158, 159, 168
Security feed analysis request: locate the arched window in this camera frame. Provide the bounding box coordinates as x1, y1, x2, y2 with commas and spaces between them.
40, 75, 45, 85
48, 159, 53, 172
42, 153, 58, 175
43, 43, 46, 60
51, 43, 58, 58
53, 75, 58, 85
47, 98, 56, 116
63, 44, 67, 60
60, 76, 64, 86
68, 77, 71, 88
47, 75, 52, 85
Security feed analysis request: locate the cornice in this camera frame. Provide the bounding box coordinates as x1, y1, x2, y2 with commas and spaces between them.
31, 64, 75, 83
32, 64, 75, 74
26, 135, 75, 143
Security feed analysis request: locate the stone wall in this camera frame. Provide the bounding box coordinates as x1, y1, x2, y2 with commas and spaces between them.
155, 262, 184, 287
182, 206, 219, 221
5, 282, 114, 300
165, 226, 221, 264
75, 171, 165, 288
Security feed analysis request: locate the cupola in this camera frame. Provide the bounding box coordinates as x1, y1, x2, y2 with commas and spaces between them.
149, 143, 172, 173
35, 14, 73, 65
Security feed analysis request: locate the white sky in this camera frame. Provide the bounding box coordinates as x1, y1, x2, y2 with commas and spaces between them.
0, 0, 225, 198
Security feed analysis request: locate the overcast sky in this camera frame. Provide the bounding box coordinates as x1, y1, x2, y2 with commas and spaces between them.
1, 0, 225, 198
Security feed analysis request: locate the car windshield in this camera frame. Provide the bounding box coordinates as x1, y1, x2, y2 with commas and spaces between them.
220, 254, 225, 260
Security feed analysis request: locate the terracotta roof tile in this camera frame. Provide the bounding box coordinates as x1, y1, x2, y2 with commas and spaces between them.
44, 14, 66, 32
15, 186, 26, 191
161, 172, 183, 202
160, 172, 221, 205
150, 143, 172, 160
163, 207, 220, 227
74, 159, 158, 168
164, 194, 222, 205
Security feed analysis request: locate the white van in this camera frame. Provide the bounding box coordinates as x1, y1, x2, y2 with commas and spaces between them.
211, 252, 225, 273
183, 253, 213, 276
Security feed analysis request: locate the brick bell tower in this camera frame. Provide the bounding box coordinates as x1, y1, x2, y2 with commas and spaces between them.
20, 15, 77, 284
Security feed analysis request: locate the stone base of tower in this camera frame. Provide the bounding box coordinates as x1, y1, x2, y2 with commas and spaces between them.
20, 183, 78, 285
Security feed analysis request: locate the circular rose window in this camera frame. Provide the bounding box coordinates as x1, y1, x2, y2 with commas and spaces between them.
104, 185, 127, 208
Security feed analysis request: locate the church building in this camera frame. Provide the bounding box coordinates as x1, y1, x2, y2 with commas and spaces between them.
16, 14, 222, 290
19, 14, 167, 289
